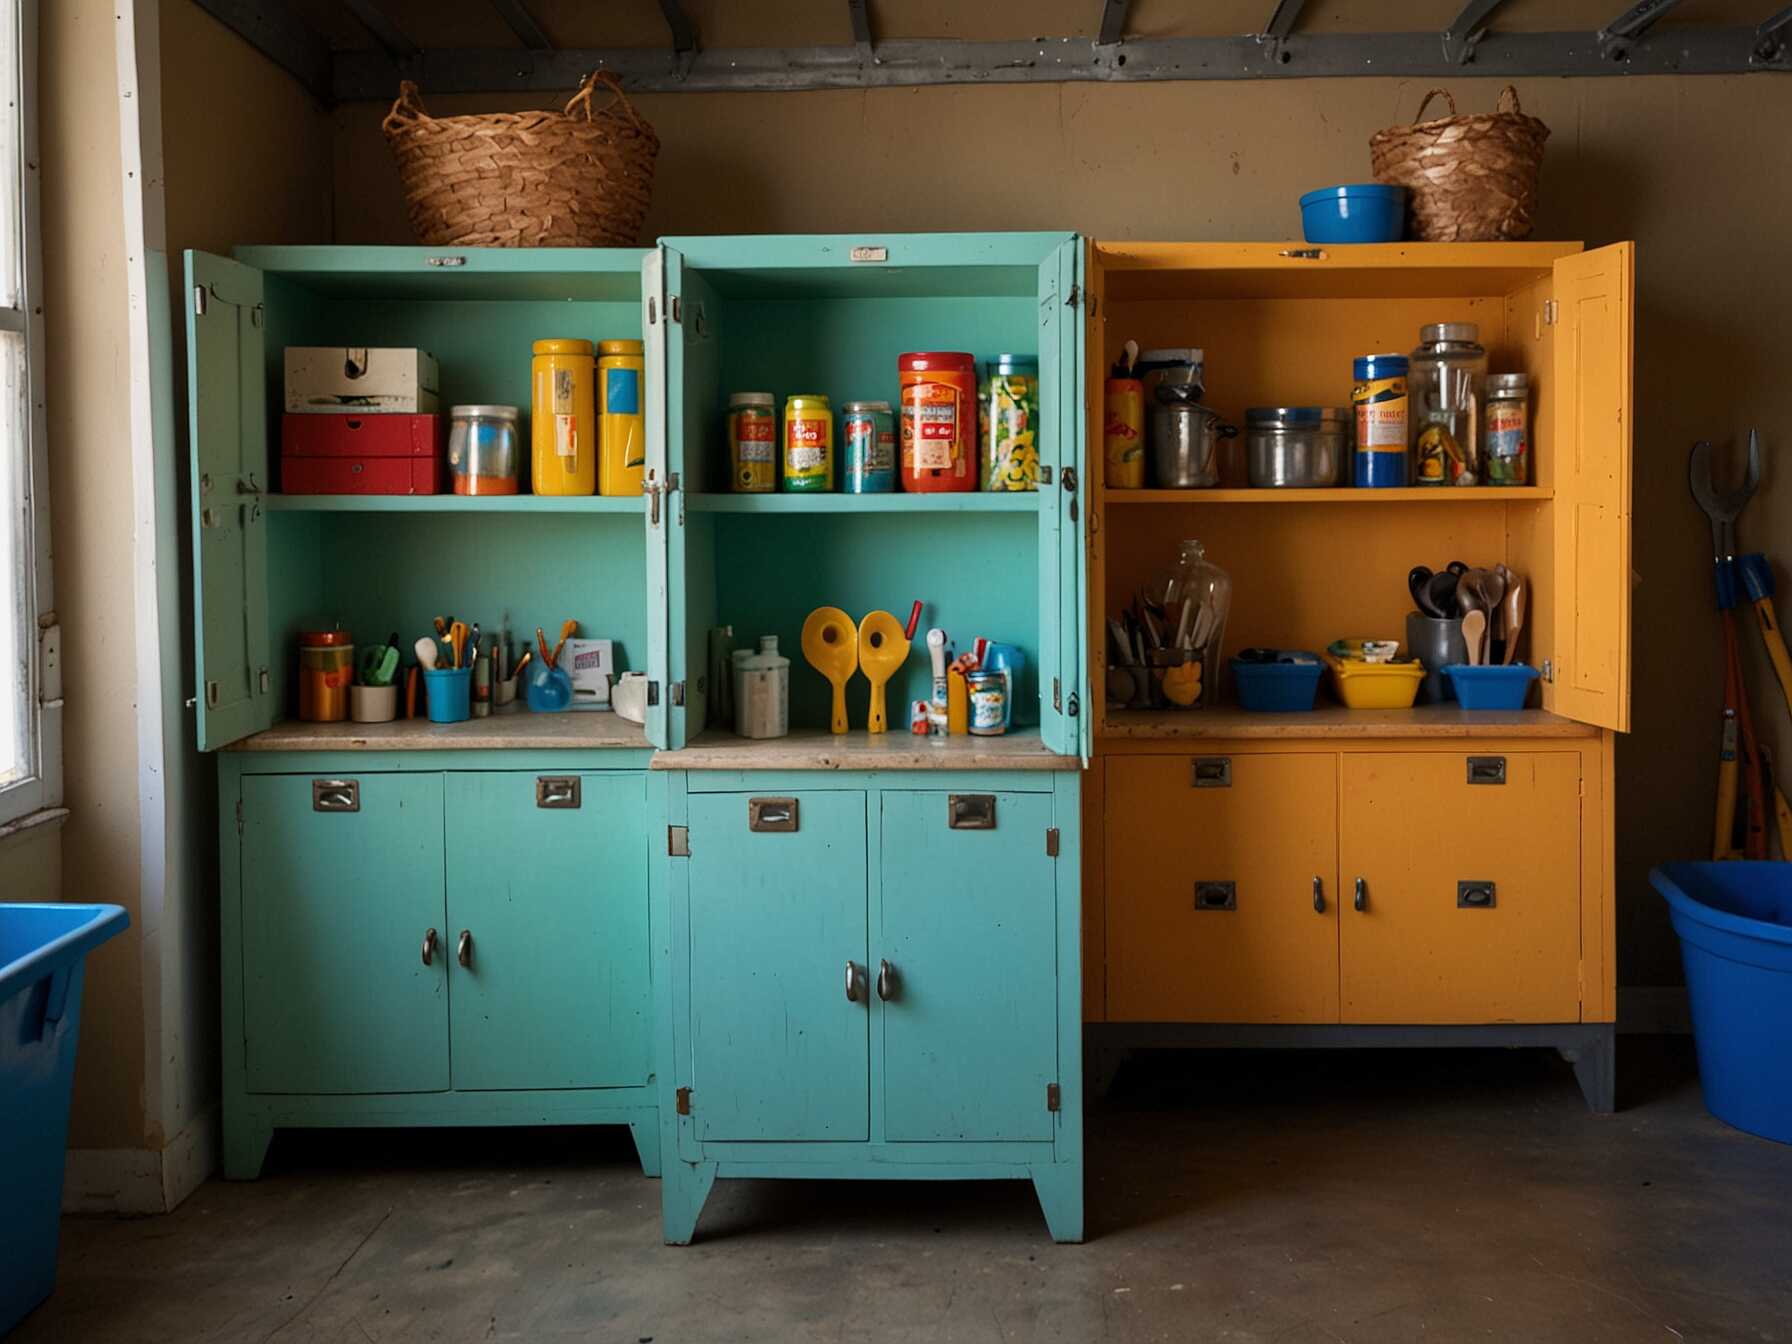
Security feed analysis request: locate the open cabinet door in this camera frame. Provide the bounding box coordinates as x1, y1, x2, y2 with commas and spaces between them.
185, 251, 272, 751
1036, 239, 1069, 755
1549, 242, 1634, 733
643, 248, 671, 748
1060, 235, 1091, 764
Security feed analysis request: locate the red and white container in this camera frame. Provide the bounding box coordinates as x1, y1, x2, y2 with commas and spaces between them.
280, 413, 445, 495
898, 351, 977, 492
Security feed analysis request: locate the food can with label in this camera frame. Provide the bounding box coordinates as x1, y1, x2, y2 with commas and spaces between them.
781, 393, 834, 492
899, 351, 977, 493
298, 630, 353, 722
597, 339, 646, 498
1484, 373, 1530, 486
530, 339, 596, 496
841, 400, 896, 493
728, 392, 777, 492
966, 670, 1007, 736
982, 354, 1040, 491
1351, 352, 1409, 488
1103, 377, 1146, 488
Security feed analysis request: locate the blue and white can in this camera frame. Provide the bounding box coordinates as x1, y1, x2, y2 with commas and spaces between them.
841, 401, 896, 493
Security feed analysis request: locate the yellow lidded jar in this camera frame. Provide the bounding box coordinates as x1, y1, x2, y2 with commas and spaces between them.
531, 338, 596, 496
597, 339, 646, 498
782, 394, 834, 492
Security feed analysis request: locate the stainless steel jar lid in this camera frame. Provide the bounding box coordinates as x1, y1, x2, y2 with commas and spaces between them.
1245, 406, 1351, 426
449, 404, 520, 419
841, 400, 892, 413
1487, 373, 1529, 394
1418, 322, 1481, 345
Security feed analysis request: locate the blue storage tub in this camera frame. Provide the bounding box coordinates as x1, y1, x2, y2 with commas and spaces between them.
1299, 184, 1406, 244
1231, 650, 1323, 711
1444, 663, 1539, 710
1650, 863, 1792, 1144
2, 902, 130, 1335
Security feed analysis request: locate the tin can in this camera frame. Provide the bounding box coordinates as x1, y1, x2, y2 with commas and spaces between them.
531, 339, 596, 495
841, 400, 896, 493
782, 394, 834, 492
597, 339, 646, 498
1352, 353, 1409, 488
728, 392, 777, 492
1103, 378, 1145, 488
966, 670, 1007, 736
982, 354, 1040, 491
899, 352, 977, 493
298, 630, 353, 722
1484, 373, 1530, 486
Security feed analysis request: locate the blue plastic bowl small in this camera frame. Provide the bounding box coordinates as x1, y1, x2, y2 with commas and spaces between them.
1443, 663, 1539, 711
1299, 184, 1406, 245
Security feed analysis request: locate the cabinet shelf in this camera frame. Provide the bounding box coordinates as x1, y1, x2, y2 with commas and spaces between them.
227, 712, 649, 752
1100, 705, 1593, 741
266, 494, 644, 514
1103, 487, 1551, 506
687, 492, 1038, 514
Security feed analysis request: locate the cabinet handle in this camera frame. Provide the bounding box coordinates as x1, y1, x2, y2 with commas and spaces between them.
948, 794, 996, 829
1467, 756, 1507, 785
1353, 876, 1367, 912
749, 797, 799, 832
535, 776, 580, 808
1194, 881, 1236, 911
1313, 876, 1326, 913
1191, 757, 1232, 788
1457, 880, 1497, 908
876, 959, 897, 1001
421, 928, 438, 966
312, 779, 359, 812
457, 930, 473, 968
844, 960, 864, 1003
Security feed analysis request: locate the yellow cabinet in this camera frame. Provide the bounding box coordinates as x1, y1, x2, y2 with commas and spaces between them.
1106, 753, 1338, 1023
1338, 752, 1582, 1024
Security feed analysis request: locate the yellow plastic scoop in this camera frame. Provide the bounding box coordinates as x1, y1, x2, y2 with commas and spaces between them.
801, 606, 858, 735
856, 610, 911, 734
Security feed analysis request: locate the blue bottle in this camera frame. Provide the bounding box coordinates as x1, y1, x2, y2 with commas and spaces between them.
1352, 353, 1409, 487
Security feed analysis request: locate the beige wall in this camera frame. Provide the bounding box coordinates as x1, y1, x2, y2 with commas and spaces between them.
332, 74, 1792, 985
4, 826, 61, 901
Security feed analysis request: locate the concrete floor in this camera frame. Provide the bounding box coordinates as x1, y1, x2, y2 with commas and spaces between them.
16, 1039, 1791, 1344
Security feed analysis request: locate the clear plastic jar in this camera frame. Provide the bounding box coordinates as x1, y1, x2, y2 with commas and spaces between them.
1148, 539, 1231, 710
447, 405, 520, 496
1409, 323, 1487, 487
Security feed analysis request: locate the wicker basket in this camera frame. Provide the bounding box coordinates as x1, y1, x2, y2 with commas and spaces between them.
1369, 86, 1549, 243
382, 72, 659, 249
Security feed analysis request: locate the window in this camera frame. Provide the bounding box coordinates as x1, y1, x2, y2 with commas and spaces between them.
0, 0, 52, 827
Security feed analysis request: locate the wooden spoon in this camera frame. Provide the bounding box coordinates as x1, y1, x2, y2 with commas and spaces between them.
1501, 576, 1527, 665
1461, 609, 1488, 667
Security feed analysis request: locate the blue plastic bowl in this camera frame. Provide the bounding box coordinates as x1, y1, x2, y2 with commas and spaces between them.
1443, 663, 1538, 710
1651, 863, 1792, 1143
1230, 651, 1323, 712
1299, 184, 1406, 244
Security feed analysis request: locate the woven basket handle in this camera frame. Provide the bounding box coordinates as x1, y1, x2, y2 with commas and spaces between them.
382, 81, 431, 135
1495, 84, 1524, 114
1412, 88, 1458, 122
565, 71, 648, 133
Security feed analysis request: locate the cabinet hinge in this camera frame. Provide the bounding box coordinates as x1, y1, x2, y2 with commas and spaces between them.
671, 680, 686, 706
1046, 827, 1060, 857
647, 680, 660, 706
647, 296, 657, 325
1543, 299, 1559, 326
1065, 284, 1080, 308
235, 798, 243, 836
1052, 677, 1061, 711
667, 825, 689, 856
36, 621, 60, 704
192, 285, 207, 317
675, 1086, 692, 1115
251, 303, 264, 328
1541, 658, 1555, 683
1046, 1083, 1061, 1112
1068, 692, 1080, 717
671, 295, 683, 324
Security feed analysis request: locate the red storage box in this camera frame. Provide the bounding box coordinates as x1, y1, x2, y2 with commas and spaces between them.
280, 413, 444, 495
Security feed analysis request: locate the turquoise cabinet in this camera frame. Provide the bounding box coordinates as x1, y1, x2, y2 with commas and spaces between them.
686, 790, 869, 1141
239, 773, 447, 1096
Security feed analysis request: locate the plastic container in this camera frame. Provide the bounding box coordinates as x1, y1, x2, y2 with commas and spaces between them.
447, 404, 520, 495
1325, 653, 1424, 708
531, 338, 597, 496
597, 339, 647, 498
1230, 650, 1323, 711
298, 630, 353, 722
898, 351, 977, 492
982, 643, 1027, 730
734, 635, 790, 739
1443, 662, 1539, 709
349, 683, 398, 723
2, 903, 130, 1336
982, 354, 1040, 491
1299, 184, 1406, 244
523, 661, 573, 713
1650, 862, 1792, 1144
424, 665, 473, 723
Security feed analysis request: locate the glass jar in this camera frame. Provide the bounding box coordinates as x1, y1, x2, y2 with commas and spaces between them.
1147, 540, 1231, 710
447, 404, 521, 496
981, 354, 1039, 491
1484, 372, 1531, 486
1409, 323, 1487, 487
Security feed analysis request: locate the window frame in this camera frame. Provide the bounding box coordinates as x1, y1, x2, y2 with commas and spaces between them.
0, 0, 57, 830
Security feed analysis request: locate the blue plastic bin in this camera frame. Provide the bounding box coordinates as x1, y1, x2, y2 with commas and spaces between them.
1299, 184, 1406, 244
1651, 863, 1792, 1144
1230, 650, 1323, 711
1444, 663, 1539, 710
2, 902, 130, 1334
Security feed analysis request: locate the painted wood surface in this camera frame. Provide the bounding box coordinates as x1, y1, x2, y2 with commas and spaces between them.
1102, 706, 1594, 741
656, 728, 1076, 771
230, 713, 650, 752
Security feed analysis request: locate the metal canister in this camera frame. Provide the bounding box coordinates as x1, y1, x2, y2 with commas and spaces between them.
728, 392, 776, 492
841, 400, 896, 493
966, 670, 1007, 736
1484, 373, 1530, 486
1352, 353, 1409, 487
781, 393, 834, 492
298, 630, 353, 722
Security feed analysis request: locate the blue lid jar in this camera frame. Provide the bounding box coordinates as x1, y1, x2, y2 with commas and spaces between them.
1353, 352, 1409, 380
993, 353, 1037, 375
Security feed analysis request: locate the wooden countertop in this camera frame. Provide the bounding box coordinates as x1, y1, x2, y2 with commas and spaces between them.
1101, 705, 1596, 741
653, 728, 1079, 771
229, 712, 650, 752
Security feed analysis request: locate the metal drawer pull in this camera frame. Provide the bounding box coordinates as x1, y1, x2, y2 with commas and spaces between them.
1195, 881, 1236, 911
1191, 757, 1232, 788
1467, 756, 1507, 785
948, 794, 996, 829
457, 930, 473, 967
1354, 876, 1368, 912
1457, 881, 1497, 909
877, 959, 897, 1001
844, 960, 865, 1003
1313, 876, 1326, 913
536, 776, 581, 808
749, 797, 798, 832
421, 928, 438, 966
312, 780, 359, 812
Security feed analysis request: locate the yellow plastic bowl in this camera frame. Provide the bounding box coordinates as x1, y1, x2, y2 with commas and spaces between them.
1324, 653, 1425, 709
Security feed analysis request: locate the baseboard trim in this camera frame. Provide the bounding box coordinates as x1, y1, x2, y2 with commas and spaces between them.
1617, 986, 1691, 1036
63, 1105, 219, 1215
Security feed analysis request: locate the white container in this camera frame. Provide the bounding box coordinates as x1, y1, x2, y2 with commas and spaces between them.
734, 635, 789, 740
562, 637, 614, 708
285, 347, 441, 414
349, 684, 398, 723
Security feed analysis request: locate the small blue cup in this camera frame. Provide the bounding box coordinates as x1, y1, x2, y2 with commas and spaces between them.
524, 661, 574, 713
424, 667, 472, 724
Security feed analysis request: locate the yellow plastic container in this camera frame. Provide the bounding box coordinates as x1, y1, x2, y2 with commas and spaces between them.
531, 339, 596, 495
1324, 653, 1425, 709
598, 339, 646, 498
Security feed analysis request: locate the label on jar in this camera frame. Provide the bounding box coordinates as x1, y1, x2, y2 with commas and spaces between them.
787, 417, 825, 470
733, 409, 774, 462
1352, 375, 1408, 448
845, 414, 894, 472
555, 414, 577, 459
969, 681, 1006, 734
903, 379, 961, 470
552, 369, 574, 415
1486, 399, 1528, 484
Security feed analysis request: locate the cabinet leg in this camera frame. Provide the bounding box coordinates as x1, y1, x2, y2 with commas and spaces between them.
222, 1107, 273, 1181
1561, 1025, 1617, 1114
1029, 1164, 1085, 1244
628, 1115, 661, 1179
661, 1160, 717, 1245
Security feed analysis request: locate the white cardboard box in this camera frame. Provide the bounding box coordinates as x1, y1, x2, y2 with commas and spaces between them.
285, 347, 441, 413
563, 638, 615, 708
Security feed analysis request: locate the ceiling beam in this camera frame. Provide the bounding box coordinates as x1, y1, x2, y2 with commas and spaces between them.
1442, 0, 1509, 64
1756, 4, 1792, 61
848, 0, 872, 49
488, 0, 552, 51
191, 0, 332, 103
659, 0, 697, 54
1264, 0, 1306, 41
1598, 0, 1683, 59
341, 0, 419, 61
1097, 0, 1129, 47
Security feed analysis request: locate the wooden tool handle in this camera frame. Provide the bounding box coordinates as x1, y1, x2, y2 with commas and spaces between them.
1752, 598, 1792, 719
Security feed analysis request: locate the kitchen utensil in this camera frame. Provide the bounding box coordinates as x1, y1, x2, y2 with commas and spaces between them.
1299, 183, 1406, 243
415, 636, 439, 671
1150, 399, 1236, 488
904, 600, 923, 641
1409, 566, 1439, 617
856, 610, 911, 735
1501, 574, 1527, 664
434, 615, 451, 639
801, 606, 859, 735
1478, 568, 1506, 653
1426, 570, 1460, 619
549, 619, 578, 670
1461, 609, 1487, 667
927, 627, 949, 708
1455, 572, 1484, 627
1405, 612, 1470, 703
360, 642, 399, 687
447, 620, 469, 670
1244, 407, 1349, 487
537, 626, 553, 668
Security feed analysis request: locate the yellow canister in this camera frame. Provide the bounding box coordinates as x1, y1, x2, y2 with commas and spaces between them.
531, 339, 596, 496
597, 339, 646, 498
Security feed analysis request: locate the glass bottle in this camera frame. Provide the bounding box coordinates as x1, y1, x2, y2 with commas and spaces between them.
1409, 323, 1488, 487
